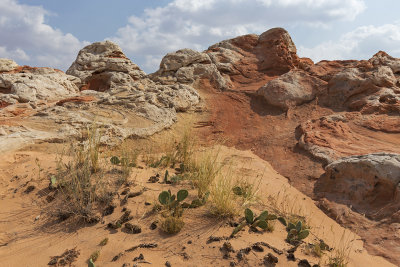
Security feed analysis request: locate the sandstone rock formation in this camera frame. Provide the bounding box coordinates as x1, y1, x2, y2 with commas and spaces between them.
151, 27, 311, 92
316, 153, 400, 221
257, 69, 327, 109
66, 40, 146, 92
1, 27, 400, 265
0, 66, 80, 104
297, 113, 400, 163
0, 41, 200, 150
0, 58, 18, 72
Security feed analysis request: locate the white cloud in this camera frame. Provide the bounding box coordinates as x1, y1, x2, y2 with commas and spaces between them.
0, 0, 88, 70
109, 0, 366, 73
299, 23, 400, 62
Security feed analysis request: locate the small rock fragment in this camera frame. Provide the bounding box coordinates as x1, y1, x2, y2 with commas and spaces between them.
125, 223, 142, 234
298, 259, 311, 267
263, 253, 278, 266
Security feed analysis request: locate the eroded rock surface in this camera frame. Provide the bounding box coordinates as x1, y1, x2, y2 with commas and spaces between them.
151, 27, 311, 92
316, 153, 400, 221
257, 69, 327, 109
0, 41, 200, 151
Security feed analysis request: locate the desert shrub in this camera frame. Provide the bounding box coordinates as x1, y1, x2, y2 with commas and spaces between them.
158, 189, 188, 234
160, 216, 185, 234
50, 124, 117, 222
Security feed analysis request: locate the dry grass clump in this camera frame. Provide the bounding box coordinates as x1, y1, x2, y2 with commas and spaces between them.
51, 126, 107, 222
50, 124, 135, 223
143, 122, 197, 170
208, 169, 240, 218
327, 230, 354, 267
188, 150, 223, 198
160, 216, 185, 234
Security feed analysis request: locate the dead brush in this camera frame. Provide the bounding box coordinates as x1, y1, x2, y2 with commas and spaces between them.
50, 124, 116, 223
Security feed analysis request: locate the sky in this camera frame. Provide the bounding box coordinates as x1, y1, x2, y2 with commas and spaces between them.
1, 0, 400, 74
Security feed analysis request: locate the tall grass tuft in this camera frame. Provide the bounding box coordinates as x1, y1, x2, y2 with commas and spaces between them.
189, 150, 223, 198
208, 168, 239, 218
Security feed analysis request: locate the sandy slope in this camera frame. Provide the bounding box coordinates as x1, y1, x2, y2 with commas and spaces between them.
0, 139, 395, 267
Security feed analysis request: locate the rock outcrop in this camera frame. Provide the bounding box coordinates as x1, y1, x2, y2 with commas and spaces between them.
297, 113, 400, 163
66, 40, 146, 91
257, 69, 327, 109
327, 64, 400, 114
316, 153, 400, 221
0, 66, 80, 104
0, 41, 201, 150
151, 27, 311, 92
0, 58, 19, 72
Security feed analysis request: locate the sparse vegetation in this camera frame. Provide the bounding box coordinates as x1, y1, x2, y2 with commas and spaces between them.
99, 238, 109, 246
233, 176, 261, 207
160, 215, 185, 234
89, 250, 100, 262
208, 170, 239, 218
230, 208, 277, 237
188, 150, 223, 198
328, 230, 354, 267
305, 239, 330, 258
158, 189, 188, 234
278, 218, 310, 244
49, 123, 132, 223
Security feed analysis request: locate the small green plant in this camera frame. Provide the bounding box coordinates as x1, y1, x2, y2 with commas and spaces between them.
158, 189, 189, 217
230, 208, 277, 237
208, 170, 238, 218
163, 170, 169, 183
183, 192, 210, 208
88, 258, 95, 267
99, 238, 108, 246
89, 250, 100, 262
110, 156, 120, 165
306, 240, 330, 258
232, 176, 261, 207
158, 189, 189, 234
279, 218, 310, 244
49, 175, 58, 189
